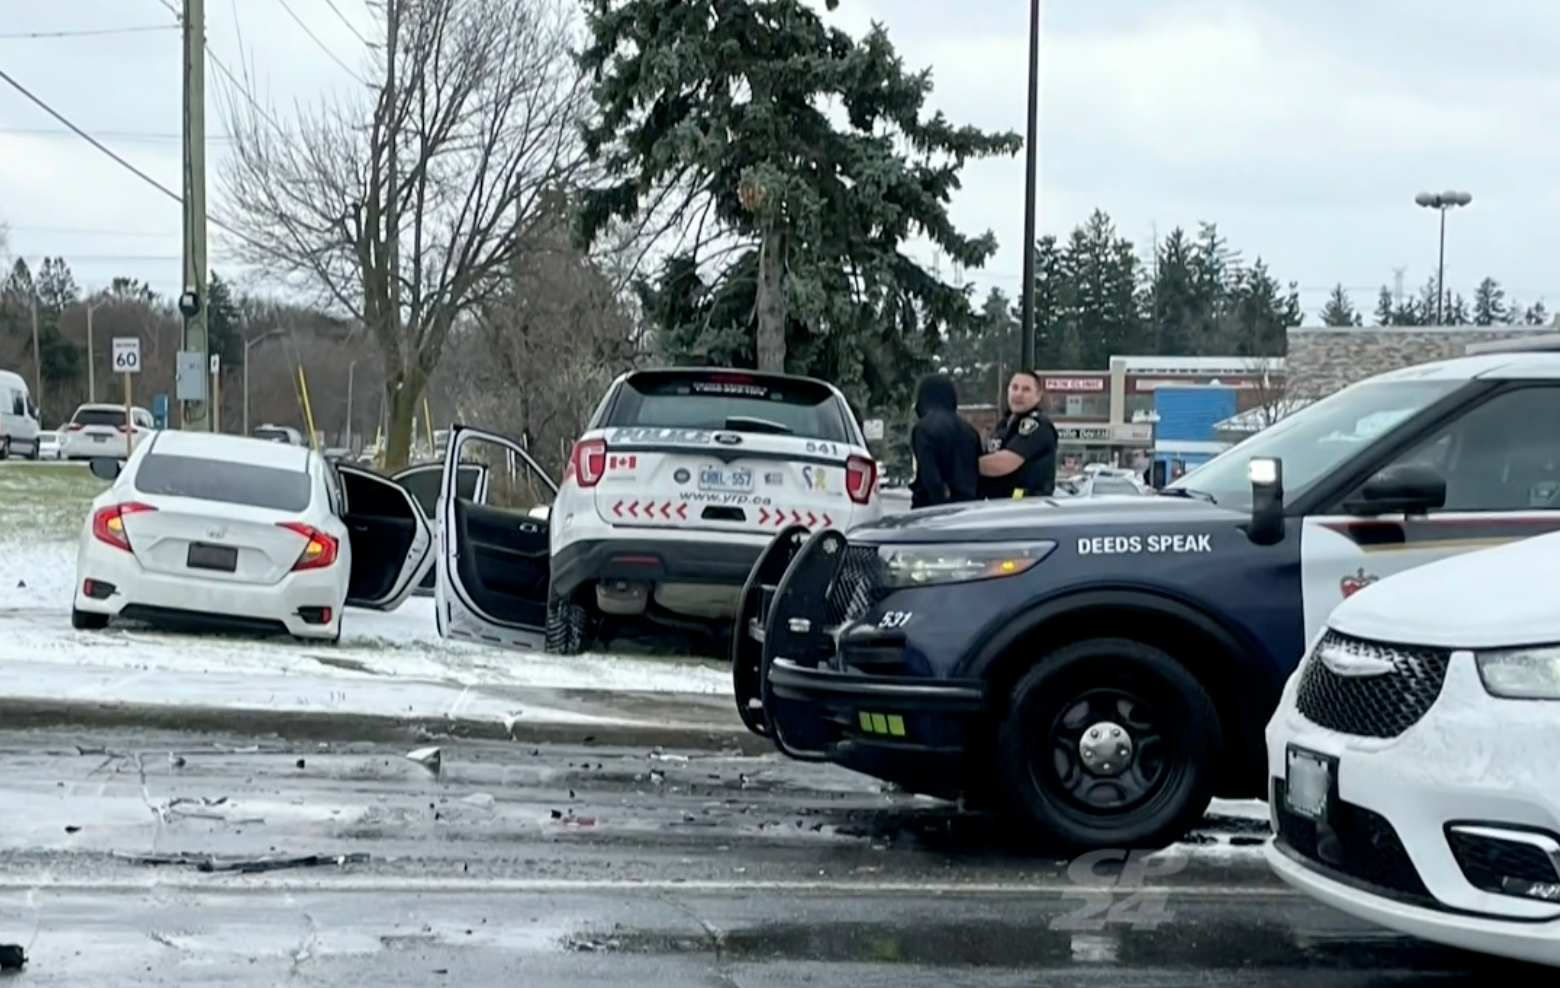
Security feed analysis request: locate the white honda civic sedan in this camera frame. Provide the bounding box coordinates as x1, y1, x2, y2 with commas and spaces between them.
73, 430, 434, 640
1265, 529, 1560, 968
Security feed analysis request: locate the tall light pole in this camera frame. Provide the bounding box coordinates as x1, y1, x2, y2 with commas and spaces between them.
242, 327, 286, 436
1019, 0, 1043, 370
84, 297, 108, 402
344, 360, 357, 450
1414, 190, 1472, 325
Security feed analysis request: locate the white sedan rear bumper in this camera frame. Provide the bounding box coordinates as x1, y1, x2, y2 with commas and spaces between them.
74, 538, 344, 639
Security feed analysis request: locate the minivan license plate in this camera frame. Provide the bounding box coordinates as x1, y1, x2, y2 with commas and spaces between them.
699, 467, 753, 493
1285, 746, 1331, 822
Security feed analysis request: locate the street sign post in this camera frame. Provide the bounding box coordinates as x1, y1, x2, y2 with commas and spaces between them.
210, 353, 221, 432
112, 338, 140, 444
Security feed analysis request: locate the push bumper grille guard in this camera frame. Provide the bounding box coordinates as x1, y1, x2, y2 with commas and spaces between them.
731, 525, 986, 762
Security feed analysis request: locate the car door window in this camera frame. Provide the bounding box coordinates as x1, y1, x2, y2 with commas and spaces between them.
484, 449, 556, 511
323, 464, 347, 516
1371, 387, 1560, 511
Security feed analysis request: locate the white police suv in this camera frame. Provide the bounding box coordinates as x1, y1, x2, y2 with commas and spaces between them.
434, 368, 883, 654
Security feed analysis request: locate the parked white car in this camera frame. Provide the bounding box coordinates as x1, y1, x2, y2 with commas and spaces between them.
73, 430, 435, 641
253, 424, 305, 445
434, 368, 884, 655
1266, 527, 1560, 967
36, 431, 61, 460
0, 368, 42, 459
60, 403, 154, 460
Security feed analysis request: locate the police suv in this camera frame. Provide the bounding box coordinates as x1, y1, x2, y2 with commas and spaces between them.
734, 337, 1560, 851
435, 368, 882, 656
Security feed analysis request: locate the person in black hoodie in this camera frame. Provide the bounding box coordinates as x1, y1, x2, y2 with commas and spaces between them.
909, 373, 981, 508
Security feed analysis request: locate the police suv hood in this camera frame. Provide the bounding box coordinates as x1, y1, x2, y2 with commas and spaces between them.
1329, 530, 1560, 650
853, 493, 1247, 545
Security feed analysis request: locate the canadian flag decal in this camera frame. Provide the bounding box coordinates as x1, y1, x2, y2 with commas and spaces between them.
608, 455, 638, 470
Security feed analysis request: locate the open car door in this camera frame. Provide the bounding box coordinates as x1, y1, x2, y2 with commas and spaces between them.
435, 425, 557, 648
391, 462, 491, 595
336, 463, 435, 611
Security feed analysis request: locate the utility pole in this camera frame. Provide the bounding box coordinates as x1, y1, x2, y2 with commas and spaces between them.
28, 293, 40, 404
1392, 267, 1406, 308
1018, 0, 1042, 371
180, 0, 211, 430
385, 0, 401, 378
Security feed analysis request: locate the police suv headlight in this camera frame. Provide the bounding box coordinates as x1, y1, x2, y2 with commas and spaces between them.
1475, 645, 1560, 699
877, 541, 1057, 589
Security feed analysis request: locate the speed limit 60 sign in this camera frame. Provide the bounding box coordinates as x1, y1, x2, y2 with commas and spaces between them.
112, 337, 141, 374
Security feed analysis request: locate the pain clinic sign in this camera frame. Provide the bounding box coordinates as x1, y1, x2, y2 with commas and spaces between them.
1043, 377, 1105, 392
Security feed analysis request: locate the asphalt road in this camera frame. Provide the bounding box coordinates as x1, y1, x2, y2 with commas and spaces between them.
0, 727, 1543, 985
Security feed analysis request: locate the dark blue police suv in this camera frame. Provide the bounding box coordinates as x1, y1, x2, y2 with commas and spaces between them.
732, 342, 1560, 851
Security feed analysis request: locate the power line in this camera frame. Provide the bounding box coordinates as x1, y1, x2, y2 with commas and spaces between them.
0, 63, 258, 247
274, 0, 365, 80
0, 125, 234, 143
0, 25, 176, 40
0, 65, 185, 205
6, 224, 180, 238
321, 0, 370, 45
9, 255, 184, 263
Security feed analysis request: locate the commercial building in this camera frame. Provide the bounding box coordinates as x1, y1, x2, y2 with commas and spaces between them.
1284, 324, 1557, 395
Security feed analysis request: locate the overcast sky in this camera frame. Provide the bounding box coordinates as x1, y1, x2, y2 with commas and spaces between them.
2, 0, 1555, 322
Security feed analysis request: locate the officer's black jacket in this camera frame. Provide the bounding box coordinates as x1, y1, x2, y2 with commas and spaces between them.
909, 374, 981, 508
981, 407, 1059, 498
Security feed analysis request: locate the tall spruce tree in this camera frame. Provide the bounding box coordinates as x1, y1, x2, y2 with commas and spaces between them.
578, 0, 1020, 405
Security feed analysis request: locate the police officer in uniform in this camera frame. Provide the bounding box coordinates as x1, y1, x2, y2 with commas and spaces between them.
980, 370, 1059, 498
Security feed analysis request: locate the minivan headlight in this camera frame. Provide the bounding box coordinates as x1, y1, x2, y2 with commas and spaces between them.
877, 541, 1056, 588
1475, 646, 1560, 699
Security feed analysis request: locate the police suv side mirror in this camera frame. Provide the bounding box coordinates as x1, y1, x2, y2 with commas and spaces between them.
1344, 463, 1446, 517
1246, 456, 1285, 545
88, 457, 122, 481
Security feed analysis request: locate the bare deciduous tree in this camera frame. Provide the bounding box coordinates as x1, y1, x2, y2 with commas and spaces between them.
216, 0, 590, 468
433, 200, 644, 475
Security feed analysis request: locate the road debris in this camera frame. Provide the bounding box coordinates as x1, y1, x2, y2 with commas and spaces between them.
406, 746, 442, 775
0, 943, 24, 970
115, 851, 371, 873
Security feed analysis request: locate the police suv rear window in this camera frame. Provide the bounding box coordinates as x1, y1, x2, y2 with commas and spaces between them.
73, 408, 126, 427
134, 453, 313, 512
606, 373, 851, 443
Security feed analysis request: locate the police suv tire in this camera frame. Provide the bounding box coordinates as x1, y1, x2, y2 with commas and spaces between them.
545, 596, 589, 655
71, 608, 109, 631
994, 638, 1221, 853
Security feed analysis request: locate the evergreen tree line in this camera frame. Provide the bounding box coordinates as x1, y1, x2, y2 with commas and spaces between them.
939, 211, 1546, 405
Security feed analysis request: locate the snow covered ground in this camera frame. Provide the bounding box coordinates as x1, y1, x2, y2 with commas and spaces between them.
0, 538, 731, 695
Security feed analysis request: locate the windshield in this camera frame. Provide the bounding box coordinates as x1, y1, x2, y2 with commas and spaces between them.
73, 407, 126, 428
1166, 378, 1466, 508
605, 372, 854, 443
134, 453, 313, 511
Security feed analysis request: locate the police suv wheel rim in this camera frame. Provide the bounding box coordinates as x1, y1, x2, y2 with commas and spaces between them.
1041, 689, 1166, 812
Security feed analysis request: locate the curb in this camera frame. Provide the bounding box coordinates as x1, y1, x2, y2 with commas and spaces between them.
0, 697, 777, 754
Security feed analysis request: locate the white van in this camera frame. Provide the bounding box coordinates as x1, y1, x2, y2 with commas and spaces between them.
0, 370, 42, 460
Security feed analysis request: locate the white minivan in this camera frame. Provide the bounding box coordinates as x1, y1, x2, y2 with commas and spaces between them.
0, 369, 42, 460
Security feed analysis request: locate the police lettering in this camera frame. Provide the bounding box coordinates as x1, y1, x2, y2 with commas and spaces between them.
1077, 533, 1212, 555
